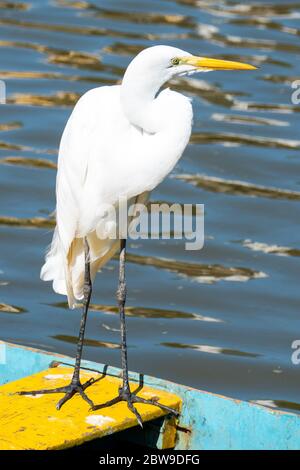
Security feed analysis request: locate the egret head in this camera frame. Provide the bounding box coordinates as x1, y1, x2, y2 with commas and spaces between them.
123, 45, 257, 86
121, 45, 256, 131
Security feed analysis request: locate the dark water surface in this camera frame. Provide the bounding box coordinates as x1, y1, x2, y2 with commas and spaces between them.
0, 0, 300, 413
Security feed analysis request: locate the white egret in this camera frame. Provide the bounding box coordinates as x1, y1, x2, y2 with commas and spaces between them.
19, 46, 256, 425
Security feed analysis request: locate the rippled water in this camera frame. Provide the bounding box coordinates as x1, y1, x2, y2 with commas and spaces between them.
0, 0, 300, 413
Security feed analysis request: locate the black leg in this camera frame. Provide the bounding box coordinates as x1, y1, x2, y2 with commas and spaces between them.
92, 239, 179, 427
18, 238, 97, 410
118, 238, 130, 395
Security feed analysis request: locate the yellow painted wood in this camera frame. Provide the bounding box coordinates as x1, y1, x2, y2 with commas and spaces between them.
0, 367, 181, 450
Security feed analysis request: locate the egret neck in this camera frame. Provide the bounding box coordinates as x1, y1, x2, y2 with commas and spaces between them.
120, 60, 174, 134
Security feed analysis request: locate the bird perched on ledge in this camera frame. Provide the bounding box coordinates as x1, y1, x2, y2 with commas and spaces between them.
18, 45, 256, 426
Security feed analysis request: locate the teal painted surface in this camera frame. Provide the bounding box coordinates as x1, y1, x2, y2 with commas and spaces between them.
1, 341, 300, 450
0, 342, 54, 385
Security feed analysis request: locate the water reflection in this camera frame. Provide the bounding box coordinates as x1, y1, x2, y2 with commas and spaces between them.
0, 216, 55, 228
252, 400, 300, 413
178, 174, 300, 200
0, 122, 21, 131
241, 239, 300, 257
0, 17, 154, 39
162, 341, 261, 358
58, 0, 193, 28
0, 303, 27, 314
0, 1, 28, 10
231, 18, 300, 37
0, 156, 57, 169
8, 92, 80, 107
126, 252, 266, 283
191, 132, 300, 149
211, 113, 289, 127
49, 301, 223, 322
51, 334, 120, 349
0, 141, 22, 150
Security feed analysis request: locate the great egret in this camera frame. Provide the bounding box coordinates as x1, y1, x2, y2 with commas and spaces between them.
19, 46, 256, 425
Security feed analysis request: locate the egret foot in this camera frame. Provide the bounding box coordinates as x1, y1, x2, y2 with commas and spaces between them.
17, 376, 96, 410
92, 386, 179, 428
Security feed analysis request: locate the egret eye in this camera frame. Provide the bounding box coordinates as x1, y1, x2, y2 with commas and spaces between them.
171, 57, 180, 66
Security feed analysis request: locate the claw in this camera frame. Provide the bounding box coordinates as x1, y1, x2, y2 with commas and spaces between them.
92, 387, 179, 427
126, 399, 143, 428
133, 395, 180, 417
78, 388, 95, 409
17, 378, 95, 410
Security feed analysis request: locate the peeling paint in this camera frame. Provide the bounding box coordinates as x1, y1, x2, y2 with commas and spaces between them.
85, 415, 115, 427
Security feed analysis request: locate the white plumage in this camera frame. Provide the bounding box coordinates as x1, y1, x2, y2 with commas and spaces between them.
40, 45, 255, 308
41, 46, 193, 307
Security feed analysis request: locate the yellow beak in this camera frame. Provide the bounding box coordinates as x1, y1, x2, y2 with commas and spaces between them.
182, 56, 257, 71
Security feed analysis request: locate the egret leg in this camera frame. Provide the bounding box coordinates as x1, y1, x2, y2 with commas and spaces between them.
92, 239, 179, 427
17, 238, 97, 410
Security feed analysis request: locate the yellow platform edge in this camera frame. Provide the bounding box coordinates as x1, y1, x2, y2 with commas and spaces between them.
0, 367, 182, 450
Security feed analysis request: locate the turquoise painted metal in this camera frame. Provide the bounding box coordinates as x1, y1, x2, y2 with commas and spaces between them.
0, 340, 299, 450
